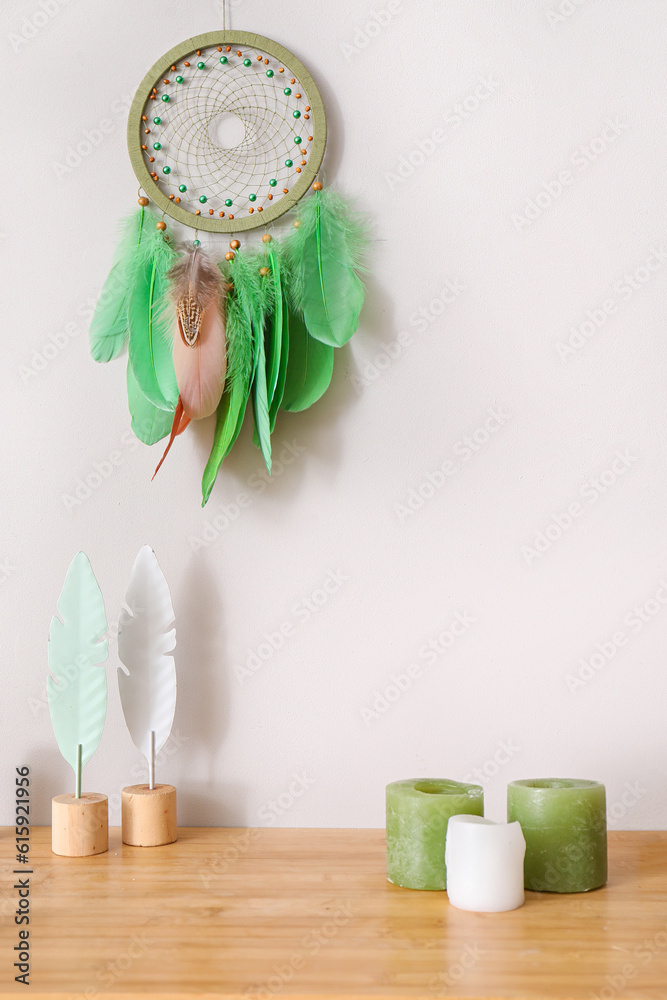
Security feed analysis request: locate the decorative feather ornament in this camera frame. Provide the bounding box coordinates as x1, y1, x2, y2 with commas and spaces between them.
117, 545, 176, 788
47, 552, 108, 798
169, 248, 227, 419
128, 226, 179, 411
90, 31, 370, 503
287, 187, 366, 348
89, 208, 147, 363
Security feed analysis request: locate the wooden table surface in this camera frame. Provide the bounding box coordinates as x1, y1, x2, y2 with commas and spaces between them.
1, 828, 666, 999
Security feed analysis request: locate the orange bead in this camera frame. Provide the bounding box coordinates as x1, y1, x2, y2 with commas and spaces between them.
219, 211, 225, 217
296, 168, 301, 173
141, 115, 147, 121
156, 221, 167, 231
195, 210, 201, 215
141, 144, 147, 150
264, 58, 269, 65
282, 188, 288, 194
171, 65, 177, 71
293, 220, 302, 228
230, 239, 241, 249
295, 93, 301, 99
304, 114, 310, 120
312, 181, 323, 190
228, 214, 234, 220
249, 207, 254, 213
291, 78, 295, 84
257, 206, 263, 211
237, 50, 242, 56
184, 61, 190, 66
169, 194, 175, 200
144, 128, 150, 134
217, 46, 222, 52
278, 67, 284, 73
226, 46, 231, 52
138, 196, 149, 206
262, 234, 272, 243
301, 160, 307, 165
268, 194, 273, 200
196, 50, 201, 56
257, 55, 263, 61
209, 209, 214, 215
308, 136, 313, 141
151, 172, 158, 179
305, 106, 310, 112
149, 156, 155, 163
163, 78, 169, 84
225, 251, 235, 261
175, 197, 181, 203
259, 266, 270, 277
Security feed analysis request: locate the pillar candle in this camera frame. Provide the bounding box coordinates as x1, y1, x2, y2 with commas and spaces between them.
507, 778, 607, 892
386, 779, 484, 890
445, 815, 526, 912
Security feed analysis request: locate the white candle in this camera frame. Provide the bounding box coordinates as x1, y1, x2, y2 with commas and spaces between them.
445, 815, 526, 912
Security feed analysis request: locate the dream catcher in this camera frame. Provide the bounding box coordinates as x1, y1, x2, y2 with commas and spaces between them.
89, 26, 367, 506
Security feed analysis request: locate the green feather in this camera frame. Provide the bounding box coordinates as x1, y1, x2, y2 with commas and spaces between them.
200, 273, 254, 506
281, 310, 334, 411
126, 360, 174, 445
251, 322, 272, 473
127, 230, 179, 411
266, 249, 283, 403
47, 552, 108, 787
89, 209, 147, 363
287, 188, 366, 348
269, 288, 290, 431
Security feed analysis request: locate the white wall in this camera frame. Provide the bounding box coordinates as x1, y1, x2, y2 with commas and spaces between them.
2, 0, 666, 829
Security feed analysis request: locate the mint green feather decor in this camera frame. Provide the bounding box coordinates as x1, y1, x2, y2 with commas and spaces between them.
47, 552, 109, 798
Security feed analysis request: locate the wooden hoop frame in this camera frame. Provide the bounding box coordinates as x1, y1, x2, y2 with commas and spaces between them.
127, 31, 327, 233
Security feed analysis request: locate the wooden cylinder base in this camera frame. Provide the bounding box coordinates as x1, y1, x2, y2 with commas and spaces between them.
121, 784, 177, 847
52, 793, 108, 857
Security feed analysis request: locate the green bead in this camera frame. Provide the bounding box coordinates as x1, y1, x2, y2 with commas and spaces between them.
193, 239, 201, 248
163, 165, 171, 174
285, 159, 293, 167
175, 75, 184, 83
225, 198, 233, 207
284, 87, 292, 95
243, 58, 251, 67
293, 110, 301, 119
199, 195, 207, 203
269, 178, 277, 187
220, 56, 228, 64
161, 94, 170, 103
153, 142, 162, 150
266, 69, 274, 77
178, 184, 187, 192
248, 193, 257, 202
153, 116, 162, 124
197, 61, 206, 70
294, 136, 302, 144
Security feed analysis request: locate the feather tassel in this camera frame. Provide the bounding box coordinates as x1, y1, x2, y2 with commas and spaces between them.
89, 208, 147, 363
287, 187, 367, 347
168, 248, 227, 421
128, 228, 179, 410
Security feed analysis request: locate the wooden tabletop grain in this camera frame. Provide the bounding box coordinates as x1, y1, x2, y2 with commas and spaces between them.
0, 828, 665, 999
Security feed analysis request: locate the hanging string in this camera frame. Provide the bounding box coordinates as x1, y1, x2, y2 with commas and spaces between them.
222, 0, 227, 32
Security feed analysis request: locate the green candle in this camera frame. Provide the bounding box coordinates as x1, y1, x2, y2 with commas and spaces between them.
386, 779, 484, 890
507, 779, 607, 892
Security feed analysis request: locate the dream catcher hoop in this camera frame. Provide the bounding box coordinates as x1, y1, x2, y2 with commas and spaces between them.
91, 23, 367, 507
127, 31, 327, 233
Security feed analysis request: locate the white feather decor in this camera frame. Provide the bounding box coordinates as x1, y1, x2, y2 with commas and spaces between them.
117, 545, 176, 786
